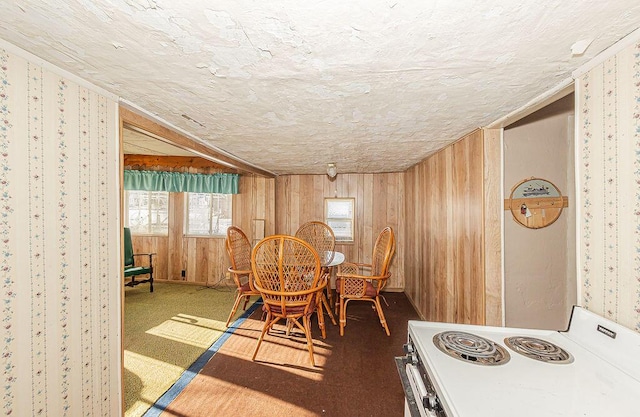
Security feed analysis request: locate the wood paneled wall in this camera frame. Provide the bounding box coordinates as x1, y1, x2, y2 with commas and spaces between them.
127, 130, 504, 325
404, 129, 502, 324
234, 174, 277, 241
275, 173, 405, 290
131, 174, 275, 285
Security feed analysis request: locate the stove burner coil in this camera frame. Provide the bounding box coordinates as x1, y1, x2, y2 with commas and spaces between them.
504, 336, 573, 364
433, 331, 510, 366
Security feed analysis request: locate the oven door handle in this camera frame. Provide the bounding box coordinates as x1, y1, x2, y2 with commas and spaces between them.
395, 357, 428, 417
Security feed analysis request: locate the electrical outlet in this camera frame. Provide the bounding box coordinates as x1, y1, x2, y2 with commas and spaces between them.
225, 271, 231, 281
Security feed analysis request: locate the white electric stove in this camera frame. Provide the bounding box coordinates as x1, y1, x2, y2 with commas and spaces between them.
396, 306, 640, 417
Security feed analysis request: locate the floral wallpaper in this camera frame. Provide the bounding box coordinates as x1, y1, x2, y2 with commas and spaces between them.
0, 45, 120, 415
577, 41, 640, 333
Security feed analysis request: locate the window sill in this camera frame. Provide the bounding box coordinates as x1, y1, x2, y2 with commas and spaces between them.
335, 240, 355, 244
184, 234, 226, 239
130, 233, 169, 237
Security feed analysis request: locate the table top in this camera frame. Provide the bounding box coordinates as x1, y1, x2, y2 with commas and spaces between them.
324, 251, 344, 267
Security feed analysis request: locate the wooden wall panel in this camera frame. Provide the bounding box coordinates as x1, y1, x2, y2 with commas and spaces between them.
404, 130, 487, 324
178, 237, 230, 285
235, 174, 276, 242
275, 172, 405, 290
169, 191, 185, 280
131, 173, 275, 286
129, 235, 169, 280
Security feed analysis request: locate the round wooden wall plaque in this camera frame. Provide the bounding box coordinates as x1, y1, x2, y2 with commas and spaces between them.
507, 178, 566, 229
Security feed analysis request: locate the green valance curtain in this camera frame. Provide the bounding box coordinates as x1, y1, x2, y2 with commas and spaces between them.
124, 170, 239, 194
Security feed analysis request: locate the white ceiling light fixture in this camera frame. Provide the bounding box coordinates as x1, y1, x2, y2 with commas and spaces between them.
327, 163, 337, 179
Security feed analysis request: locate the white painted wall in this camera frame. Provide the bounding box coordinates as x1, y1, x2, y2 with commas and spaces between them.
503, 95, 576, 330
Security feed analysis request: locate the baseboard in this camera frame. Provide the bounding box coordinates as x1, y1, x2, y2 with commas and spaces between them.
402, 292, 427, 321
152, 279, 234, 288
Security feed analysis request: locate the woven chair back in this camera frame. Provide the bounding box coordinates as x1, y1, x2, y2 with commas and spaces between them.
226, 226, 252, 274
252, 235, 322, 316
295, 221, 336, 266
371, 226, 396, 277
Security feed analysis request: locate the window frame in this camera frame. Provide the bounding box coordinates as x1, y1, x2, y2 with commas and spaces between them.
324, 197, 355, 243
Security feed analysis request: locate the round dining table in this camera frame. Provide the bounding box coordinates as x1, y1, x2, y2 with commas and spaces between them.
322, 251, 344, 310
324, 251, 345, 268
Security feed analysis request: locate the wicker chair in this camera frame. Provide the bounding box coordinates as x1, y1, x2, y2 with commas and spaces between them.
295, 221, 336, 266
295, 221, 338, 332
335, 226, 396, 336
251, 235, 326, 366
225, 226, 261, 327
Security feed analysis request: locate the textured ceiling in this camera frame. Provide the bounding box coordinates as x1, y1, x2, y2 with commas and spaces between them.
1, 1, 639, 175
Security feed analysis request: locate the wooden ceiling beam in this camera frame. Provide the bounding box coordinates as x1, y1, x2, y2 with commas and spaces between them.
120, 107, 275, 178
123, 154, 235, 171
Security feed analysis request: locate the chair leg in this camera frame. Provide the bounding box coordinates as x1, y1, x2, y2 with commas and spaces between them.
316, 296, 326, 339
225, 292, 243, 327
374, 297, 390, 336
326, 285, 333, 309
321, 293, 337, 326
339, 298, 347, 336
324, 269, 334, 308
242, 295, 251, 310
302, 315, 316, 367
252, 313, 274, 361
149, 272, 154, 292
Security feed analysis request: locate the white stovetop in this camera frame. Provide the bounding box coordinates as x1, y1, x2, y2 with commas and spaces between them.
408, 307, 640, 417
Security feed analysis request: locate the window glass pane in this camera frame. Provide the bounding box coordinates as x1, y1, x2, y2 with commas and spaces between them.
186, 192, 232, 236
125, 190, 169, 235
187, 193, 211, 235
325, 198, 355, 242
326, 200, 353, 219
211, 194, 233, 235
149, 192, 169, 234
327, 219, 353, 240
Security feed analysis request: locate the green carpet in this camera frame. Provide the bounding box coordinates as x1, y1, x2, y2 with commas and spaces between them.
124, 282, 247, 417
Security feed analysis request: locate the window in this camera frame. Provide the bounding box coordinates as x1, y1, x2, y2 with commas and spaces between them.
186, 192, 233, 236
325, 198, 355, 242
125, 190, 169, 235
